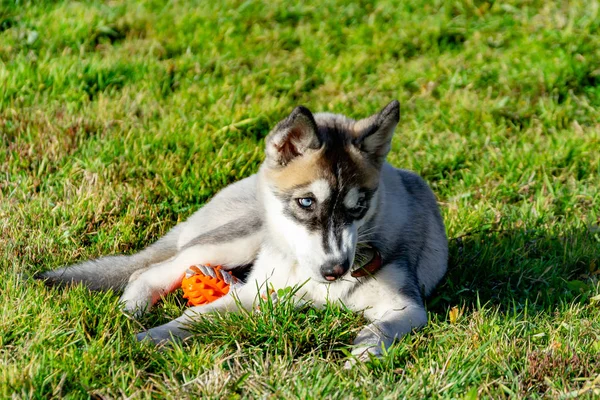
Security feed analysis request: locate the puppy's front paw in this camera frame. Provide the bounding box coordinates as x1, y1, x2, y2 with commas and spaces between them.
121, 299, 150, 318
135, 321, 191, 345
135, 331, 154, 343
135, 328, 176, 345
120, 282, 153, 317
344, 324, 387, 369
343, 345, 382, 369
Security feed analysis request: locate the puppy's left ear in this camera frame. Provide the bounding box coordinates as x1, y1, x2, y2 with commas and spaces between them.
353, 100, 400, 165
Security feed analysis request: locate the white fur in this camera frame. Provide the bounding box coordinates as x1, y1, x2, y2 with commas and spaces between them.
261, 176, 354, 283
261, 183, 325, 282
343, 187, 361, 209
308, 179, 331, 203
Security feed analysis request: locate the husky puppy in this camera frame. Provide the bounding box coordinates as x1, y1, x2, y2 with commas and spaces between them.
40, 101, 448, 363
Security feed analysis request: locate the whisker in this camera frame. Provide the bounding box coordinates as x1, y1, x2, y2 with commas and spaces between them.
357, 234, 380, 242
358, 226, 379, 234
357, 232, 379, 239
357, 228, 381, 237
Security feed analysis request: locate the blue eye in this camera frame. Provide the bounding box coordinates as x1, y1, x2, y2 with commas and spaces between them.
297, 197, 315, 209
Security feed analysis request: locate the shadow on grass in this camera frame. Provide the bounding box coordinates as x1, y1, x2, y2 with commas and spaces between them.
428, 226, 600, 316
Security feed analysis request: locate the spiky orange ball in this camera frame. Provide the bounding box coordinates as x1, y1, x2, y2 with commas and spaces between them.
181, 265, 236, 306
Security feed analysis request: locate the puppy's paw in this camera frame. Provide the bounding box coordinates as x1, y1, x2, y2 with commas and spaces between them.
135, 330, 172, 345
135, 321, 191, 345
135, 329, 175, 346
343, 345, 382, 369
135, 331, 154, 343
120, 281, 153, 317
120, 299, 150, 318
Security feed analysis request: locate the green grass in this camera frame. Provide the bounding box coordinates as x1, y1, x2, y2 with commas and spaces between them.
1, 0, 600, 397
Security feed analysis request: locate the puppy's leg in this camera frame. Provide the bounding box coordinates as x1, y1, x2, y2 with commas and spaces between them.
348, 301, 427, 366
120, 231, 262, 316
135, 243, 295, 343
136, 278, 262, 344
38, 223, 183, 291
345, 268, 428, 368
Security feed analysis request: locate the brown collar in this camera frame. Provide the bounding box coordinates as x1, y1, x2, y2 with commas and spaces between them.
350, 247, 383, 278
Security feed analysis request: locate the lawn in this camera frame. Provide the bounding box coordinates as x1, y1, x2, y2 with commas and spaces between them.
1, 0, 600, 398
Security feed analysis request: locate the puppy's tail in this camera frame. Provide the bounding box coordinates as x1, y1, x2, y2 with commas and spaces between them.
37, 225, 182, 291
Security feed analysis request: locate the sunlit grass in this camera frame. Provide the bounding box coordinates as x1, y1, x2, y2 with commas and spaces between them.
1, 0, 599, 397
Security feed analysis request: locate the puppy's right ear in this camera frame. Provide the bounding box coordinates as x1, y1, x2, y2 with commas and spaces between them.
265, 106, 321, 167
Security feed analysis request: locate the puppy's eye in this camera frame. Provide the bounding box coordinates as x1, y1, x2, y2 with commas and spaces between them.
297, 197, 315, 209
356, 197, 366, 208
352, 195, 367, 210
348, 195, 368, 216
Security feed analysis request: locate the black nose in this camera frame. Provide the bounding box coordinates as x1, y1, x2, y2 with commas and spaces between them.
321, 260, 350, 281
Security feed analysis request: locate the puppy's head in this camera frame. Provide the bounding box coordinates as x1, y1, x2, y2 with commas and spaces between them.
259, 101, 399, 283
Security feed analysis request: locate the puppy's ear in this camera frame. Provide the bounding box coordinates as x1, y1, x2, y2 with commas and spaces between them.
265, 106, 321, 167
353, 100, 400, 165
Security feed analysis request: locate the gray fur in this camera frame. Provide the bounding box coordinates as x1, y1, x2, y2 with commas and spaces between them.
372, 165, 447, 297
181, 215, 262, 250
39, 224, 182, 291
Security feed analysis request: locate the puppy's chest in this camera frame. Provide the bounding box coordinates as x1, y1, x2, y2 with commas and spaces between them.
274, 269, 358, 308
251, 256, 357, 307
274, 267, 398, 313
299, 279, 357, 308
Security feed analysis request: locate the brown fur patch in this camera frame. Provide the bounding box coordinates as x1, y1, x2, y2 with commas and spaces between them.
265, 149, 332, 191
265, 145, 380, 193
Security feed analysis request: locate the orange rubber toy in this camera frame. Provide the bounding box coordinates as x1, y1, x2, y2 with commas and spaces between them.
181, 265, 238, 306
